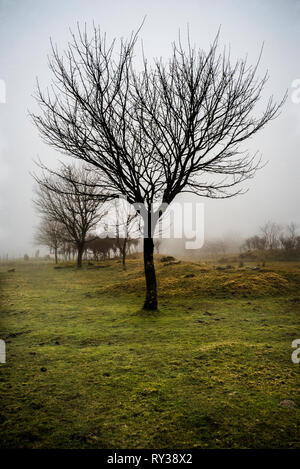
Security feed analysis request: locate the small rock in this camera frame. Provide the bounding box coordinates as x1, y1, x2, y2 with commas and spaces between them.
163, 260, 181, 266
160, 256, 176, 263
279, 399, 296, 408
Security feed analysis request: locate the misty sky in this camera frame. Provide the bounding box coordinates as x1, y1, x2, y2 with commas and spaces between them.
0, 0, 300, 256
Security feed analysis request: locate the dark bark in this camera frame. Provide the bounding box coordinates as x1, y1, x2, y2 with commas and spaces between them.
77, 243, 84, 268
54, 247, 58, 264
143, 236, 158, 310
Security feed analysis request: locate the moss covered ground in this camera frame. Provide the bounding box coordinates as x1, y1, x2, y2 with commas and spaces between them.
0, 257, 299, 448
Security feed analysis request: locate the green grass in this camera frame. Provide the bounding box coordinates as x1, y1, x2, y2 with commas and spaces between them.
0, 257, 299, 448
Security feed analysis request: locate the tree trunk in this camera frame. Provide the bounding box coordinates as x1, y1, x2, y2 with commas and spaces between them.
122, 238, 127, 270
77, 243, 84, 268
143, 236, 158, 310
54, 247, 58, 264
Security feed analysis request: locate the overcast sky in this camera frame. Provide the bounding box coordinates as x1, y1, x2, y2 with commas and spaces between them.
0, 0, 300, 256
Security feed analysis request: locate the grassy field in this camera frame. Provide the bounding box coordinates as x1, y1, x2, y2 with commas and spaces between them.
0, 256, 299, 449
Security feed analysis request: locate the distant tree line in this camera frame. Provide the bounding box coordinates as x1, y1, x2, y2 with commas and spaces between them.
35, 226, 139, 264
34, 164, 140, 267
241, 222, 300, 261
142, 222, 300, 263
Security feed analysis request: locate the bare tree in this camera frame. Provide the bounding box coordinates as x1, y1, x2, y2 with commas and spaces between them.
112, 200, 139, 269
260, 221, 282, 251
34, 164, 106, 267
34, 217, 65, 263
285, 222, 298, 249
280, 222, 298, 252
154, 238, 161, 254
31, 25, 284, 309
116, 213, 138, 269
243, 234, 267, 252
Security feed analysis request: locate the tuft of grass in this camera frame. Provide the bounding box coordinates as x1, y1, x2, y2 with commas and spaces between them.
0, 258, 299, 449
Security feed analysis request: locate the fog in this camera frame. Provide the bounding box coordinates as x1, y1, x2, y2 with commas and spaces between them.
0, 0, 300, 257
